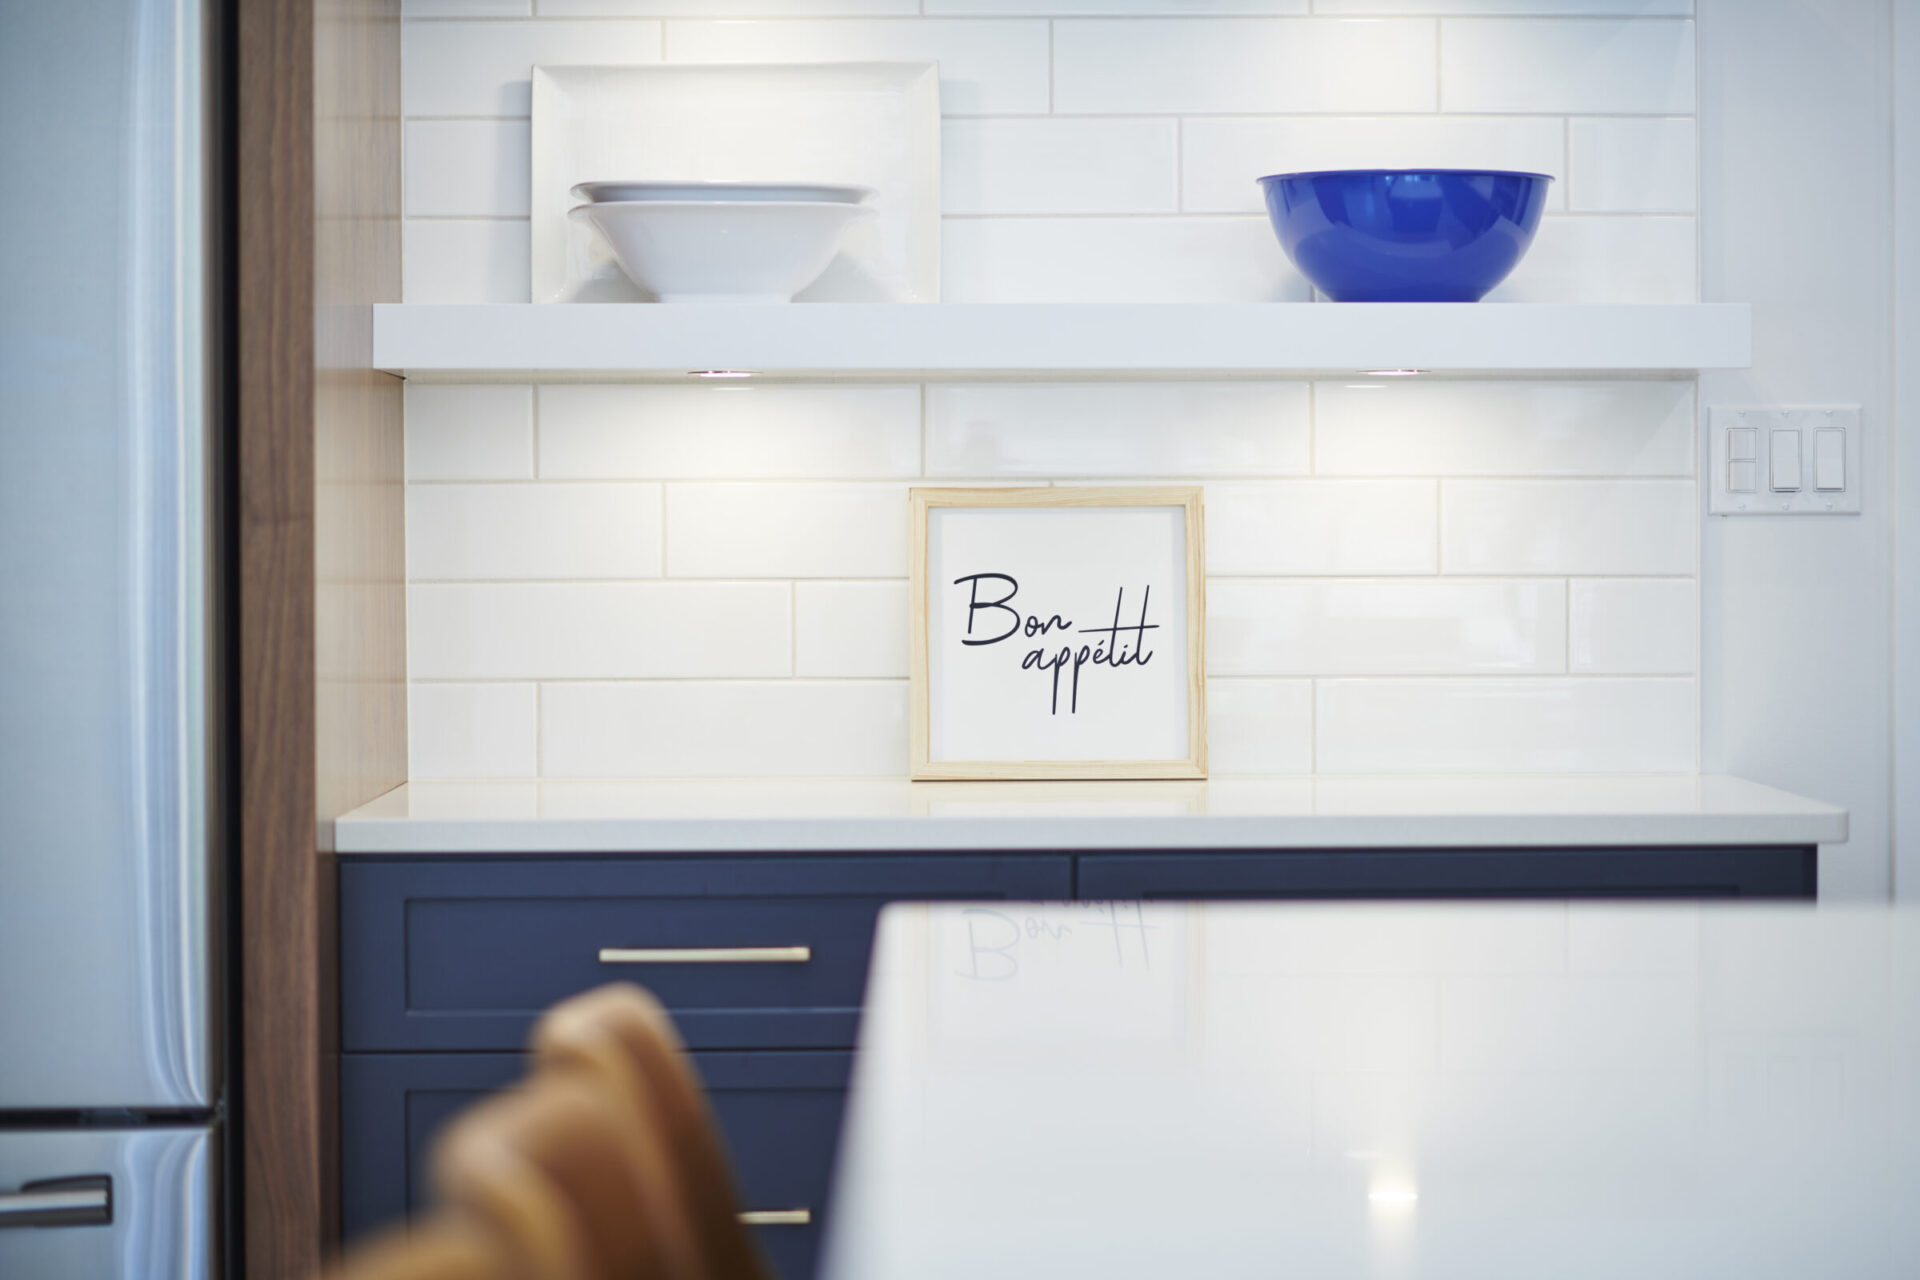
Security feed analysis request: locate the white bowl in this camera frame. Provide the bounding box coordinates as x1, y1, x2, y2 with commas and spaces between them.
568, 199, 869, 304
570, 179, 874, 205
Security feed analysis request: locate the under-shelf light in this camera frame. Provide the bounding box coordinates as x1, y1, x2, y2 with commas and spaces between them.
1363, 369, 1425, 377
690, 369, 756, 379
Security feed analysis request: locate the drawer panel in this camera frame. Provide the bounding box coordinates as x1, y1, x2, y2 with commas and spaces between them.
341, 1051, 851, 1280
341, 856, 1071, 1051
1077, 846, 1818, 900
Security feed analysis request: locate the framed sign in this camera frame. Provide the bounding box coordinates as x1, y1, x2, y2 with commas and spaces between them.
909, 486, 1206, 781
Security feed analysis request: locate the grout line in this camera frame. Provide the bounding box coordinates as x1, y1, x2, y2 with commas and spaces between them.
1046, 19, 1055, 115
529, 385, 541, 478
1305, 380, 1316, 474
1434, 17, 1443, 113
790, 582, 799, 677
918, 383, 929, 476
1564, 575, 1574, 674
534, 681, 545, 778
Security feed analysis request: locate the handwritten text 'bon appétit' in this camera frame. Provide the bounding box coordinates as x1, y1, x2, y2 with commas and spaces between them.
953, 573, 1158, 715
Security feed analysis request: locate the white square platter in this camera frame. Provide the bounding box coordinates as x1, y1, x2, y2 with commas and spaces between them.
530, 62, 940, 305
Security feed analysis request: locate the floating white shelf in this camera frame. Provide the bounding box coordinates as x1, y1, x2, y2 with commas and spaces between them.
373, 302, 1752, 381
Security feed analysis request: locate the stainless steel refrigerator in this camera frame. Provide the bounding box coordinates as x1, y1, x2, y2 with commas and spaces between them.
1, 0, 221, 1275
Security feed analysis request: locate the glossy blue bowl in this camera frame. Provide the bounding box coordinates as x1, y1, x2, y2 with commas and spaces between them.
1258, 169, 1553, 302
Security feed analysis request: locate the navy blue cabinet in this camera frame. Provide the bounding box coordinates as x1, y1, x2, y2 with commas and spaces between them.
341, 1051, 851, 1280
337, 841, 1812, 1278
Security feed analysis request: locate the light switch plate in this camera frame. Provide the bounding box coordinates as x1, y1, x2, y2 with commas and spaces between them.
1708, 404, 1862, 515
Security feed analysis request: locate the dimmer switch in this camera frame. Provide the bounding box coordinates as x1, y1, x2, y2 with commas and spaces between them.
1708, 405, 1861, 515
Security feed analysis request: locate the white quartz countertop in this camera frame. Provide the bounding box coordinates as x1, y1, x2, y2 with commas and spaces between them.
332, 774, 1845, 854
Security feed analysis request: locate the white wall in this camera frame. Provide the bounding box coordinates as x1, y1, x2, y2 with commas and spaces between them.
1897, 0, 1920, 899
397, 2, 1721, 786
1697, 0, 1894, 899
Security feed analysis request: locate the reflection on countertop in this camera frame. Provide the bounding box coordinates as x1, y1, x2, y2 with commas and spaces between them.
824, 901, 1920, 1280
334, 774, 1845, 854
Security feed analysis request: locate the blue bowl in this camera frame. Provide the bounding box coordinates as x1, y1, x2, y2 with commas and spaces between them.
1258, 169, 1553, 302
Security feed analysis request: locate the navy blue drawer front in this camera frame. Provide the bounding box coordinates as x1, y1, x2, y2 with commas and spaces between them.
341, 856, 1072, 1051
1077, 846, 1818, 900
341, 1050, 852, 1280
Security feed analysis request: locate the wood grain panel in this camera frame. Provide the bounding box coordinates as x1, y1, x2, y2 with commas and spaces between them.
239, 0, 402, 1273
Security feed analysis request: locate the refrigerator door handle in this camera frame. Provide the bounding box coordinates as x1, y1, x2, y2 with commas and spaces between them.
0, 1175, 113, 1229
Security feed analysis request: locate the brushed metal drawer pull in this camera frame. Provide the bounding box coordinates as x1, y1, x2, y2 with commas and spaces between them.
0, 1176, 112, 1229
597, 946, 812, 965
739, 1209, 811, 1227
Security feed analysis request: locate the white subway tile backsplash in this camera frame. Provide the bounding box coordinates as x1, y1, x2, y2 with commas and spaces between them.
1569, 578, 1696, 674
1053, 18, 1438, 115
401, 19, 662, 117
1316, 677, 1696, 773
538, 385, 921, 479
926, 382, 1309, 477
548, 0, 916, 14
795, 582, 909, 677
666, 484, 907, 578
407, 483, 663, 581
931, 0, 1307, 9
1207, 481, 1438, 575
1313, 379, 1694, 477
1568, 117, 1696, 212
662, 19, 1050, 115
405, 121, 531, 218
1206, 679, 1314, 774
1487, 216, 1696, 303
403, 220, 531, 304
409, 582, 792, 678
1319, 0, 1689, 12
409, 683, 538, 779
944, 118, 1178, 215
1209, 578, 1567, 675
541, 680, 908, 776
1181, 116, 1565, 214
1440, 18, 1695, 115
405, 0, 528, 16
942, 217, 1305, 303
395, 3, 1708, 781
405, 385, 534, 481
1441, 479, 1694, 575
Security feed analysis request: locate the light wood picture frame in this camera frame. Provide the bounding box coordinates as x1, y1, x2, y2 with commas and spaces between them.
909, 486, 1207, 781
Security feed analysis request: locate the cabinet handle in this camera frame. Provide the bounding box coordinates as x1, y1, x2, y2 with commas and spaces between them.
0, 1176, 112, 1229
597, 946, 811, 965
739, 1209, 811, 1227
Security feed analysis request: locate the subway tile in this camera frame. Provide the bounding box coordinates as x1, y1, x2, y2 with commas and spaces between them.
1182, 116, 1565, 214
405, 385, 534, 480
942, 217, 1305, 303
408, 582, 792, 678
1441, 479, 1694, 575
1313, 379, 1694, 477
1206, 481, 1438, 575
538, 384, 921, 479
1568, 117, 1696, 212
795, 581, 909, 677
1053, 18, 1436, 115
930, 0, 1306, 11
943, 118, 1178, 216
406, 483, 663, 580
666, 484, 907, 578
1487, 216, 1696, 303
1208, 578, 1567, 675
404, 120, 530, 218
405, 0, 528, 15
548, 0, 915, 13
402, 220, 531, 304
926, 383, 1309, 477
1205, 679, 1314, 774
401, 19, 662, 117
1440, 18, 1695, 114
541, 680, 908, 776
409, 683, 538, 779
1320, 0, 1689, 12
1315, 677, 1697, 772
662, 19, 1049, 115
1569, 578, 1696, 674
